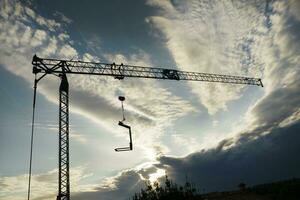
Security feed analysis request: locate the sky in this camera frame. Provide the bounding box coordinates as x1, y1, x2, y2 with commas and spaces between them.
0, 0, 300, 199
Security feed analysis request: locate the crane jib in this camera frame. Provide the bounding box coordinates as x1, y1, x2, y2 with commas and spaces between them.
32, 55, 263, 87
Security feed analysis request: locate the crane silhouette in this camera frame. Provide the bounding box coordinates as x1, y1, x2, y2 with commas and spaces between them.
29, 55, 263, 200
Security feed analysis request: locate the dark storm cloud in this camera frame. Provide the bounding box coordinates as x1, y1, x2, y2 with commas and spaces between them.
156, 122, 300, 192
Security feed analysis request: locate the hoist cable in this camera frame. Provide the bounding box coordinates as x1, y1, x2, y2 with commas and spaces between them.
27, 76, 37, 200
121, 101, 125, 121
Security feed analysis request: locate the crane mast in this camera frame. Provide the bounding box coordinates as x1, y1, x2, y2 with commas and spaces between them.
31, 55, 263, 200
57, 74, 70, 200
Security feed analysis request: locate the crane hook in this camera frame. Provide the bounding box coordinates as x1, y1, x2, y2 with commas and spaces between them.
119, 96, 126, 121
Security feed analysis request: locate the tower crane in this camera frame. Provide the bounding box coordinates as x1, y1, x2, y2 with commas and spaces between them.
30, 54, 263, 200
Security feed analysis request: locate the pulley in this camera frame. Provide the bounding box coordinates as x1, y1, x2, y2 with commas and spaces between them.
119, 96, 125, 122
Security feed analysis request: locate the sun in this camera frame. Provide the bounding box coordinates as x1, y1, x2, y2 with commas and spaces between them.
148, 169, 166, 184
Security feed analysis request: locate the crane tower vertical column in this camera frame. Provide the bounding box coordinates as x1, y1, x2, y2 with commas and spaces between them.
57, 74, 70, 200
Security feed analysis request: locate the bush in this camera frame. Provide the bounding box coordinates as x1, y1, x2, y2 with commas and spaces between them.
130, 176, 203, 200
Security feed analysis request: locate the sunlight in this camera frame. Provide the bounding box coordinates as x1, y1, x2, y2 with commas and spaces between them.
148, 169, 166, 184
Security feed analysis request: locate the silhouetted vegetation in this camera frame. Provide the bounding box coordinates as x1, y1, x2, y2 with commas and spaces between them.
250, 178, 300, 200
130, 177, 300, 200
238, 182, 246, 191
130, 176, 203, 200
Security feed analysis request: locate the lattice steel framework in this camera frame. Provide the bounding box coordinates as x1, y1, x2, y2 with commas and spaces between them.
57, 74, 70, 200
32, 55, 263, 87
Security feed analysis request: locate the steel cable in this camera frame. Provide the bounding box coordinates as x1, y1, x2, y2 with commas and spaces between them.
27, 76, 37, 200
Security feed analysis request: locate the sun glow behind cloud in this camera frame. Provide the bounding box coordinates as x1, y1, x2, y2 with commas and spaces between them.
149, 169, 166, 184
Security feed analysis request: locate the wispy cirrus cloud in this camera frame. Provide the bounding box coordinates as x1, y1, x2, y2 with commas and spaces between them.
147, 0, 266, 114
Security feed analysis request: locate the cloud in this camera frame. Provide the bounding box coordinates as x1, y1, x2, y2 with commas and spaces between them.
170, 134, 200, 155
24, 7, 35, 19
31, 29, 47, 47
72, 164, 168, 200
156, 122, 300, 192
53, 11, 73, 24
58, 44, 78, 58
57, 33, 70, 41
72, 170, 145, 200
147, 0, 267, 114
249, 84, 300, 130
240, 0, 300, 131
43, 36, 58, 56
0, 167, 89, 200
286, 0, 300, 21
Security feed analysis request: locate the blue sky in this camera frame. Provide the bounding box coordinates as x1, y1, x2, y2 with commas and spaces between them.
0, 0, 300, 199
